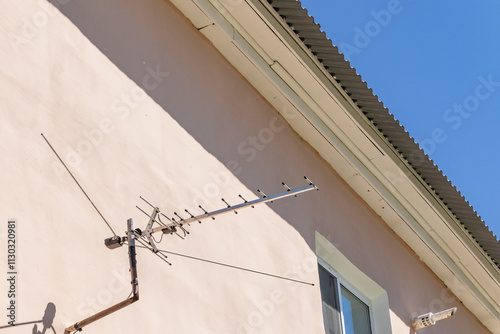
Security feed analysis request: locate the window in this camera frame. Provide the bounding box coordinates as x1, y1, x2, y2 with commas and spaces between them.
316, 232, 392, 333
319, 264, 372, 334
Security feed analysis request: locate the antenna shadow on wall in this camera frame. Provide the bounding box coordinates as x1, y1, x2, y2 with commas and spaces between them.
0, 302, 56, 333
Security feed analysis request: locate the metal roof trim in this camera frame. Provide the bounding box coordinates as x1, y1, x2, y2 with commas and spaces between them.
266, 0, 500, 268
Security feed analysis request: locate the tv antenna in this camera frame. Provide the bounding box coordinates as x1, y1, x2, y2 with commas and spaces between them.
65, 178, 318, 333
106, 177, 318, 257
41, 134, 319, 333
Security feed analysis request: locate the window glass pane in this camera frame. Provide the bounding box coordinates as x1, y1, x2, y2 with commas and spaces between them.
340, 285, 371, 334
318, 265, 342, 334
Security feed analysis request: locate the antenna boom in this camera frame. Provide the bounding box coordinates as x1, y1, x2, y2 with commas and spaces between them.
150, 183, 318, 234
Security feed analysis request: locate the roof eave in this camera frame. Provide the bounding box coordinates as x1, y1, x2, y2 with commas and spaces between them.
169, 0, 500, 330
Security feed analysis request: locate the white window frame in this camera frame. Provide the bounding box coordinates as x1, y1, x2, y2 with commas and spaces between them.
319, 259, 373, 333
316, 231, 392, 334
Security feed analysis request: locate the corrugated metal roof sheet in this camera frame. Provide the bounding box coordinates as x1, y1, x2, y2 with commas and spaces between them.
267, 0, 500, 268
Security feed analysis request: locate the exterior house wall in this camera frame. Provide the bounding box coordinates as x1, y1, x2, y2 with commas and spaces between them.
0, 0, 491, 333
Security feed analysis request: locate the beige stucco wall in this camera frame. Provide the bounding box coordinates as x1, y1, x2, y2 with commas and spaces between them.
0, 0, 491, 333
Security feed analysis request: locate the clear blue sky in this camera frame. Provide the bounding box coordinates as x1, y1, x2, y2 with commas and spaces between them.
300, 0, 500, 238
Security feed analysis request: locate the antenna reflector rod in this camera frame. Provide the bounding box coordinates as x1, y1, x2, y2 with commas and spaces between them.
185, 209, 201, 223
159, 212, 174, 224
221, 198, 231, 207
139, 196, 157, 209
282, 182, 291, 191
174, 212, 185, 222
161, 212, 189, 236
199, 205, 216, 220
136, 206, 164, 227
257, 189, 273, 203
304, 176, 318, 190
221, 198, 238, 214
239, 195, 254, 208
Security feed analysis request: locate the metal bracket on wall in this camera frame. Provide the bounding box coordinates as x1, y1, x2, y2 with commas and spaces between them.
64, 219, 139, 334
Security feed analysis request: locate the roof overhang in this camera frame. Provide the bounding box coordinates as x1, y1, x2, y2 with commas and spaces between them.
169, 0, 500, 331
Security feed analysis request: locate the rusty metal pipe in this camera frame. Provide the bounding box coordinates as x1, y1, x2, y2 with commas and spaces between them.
65, 219, 139, 333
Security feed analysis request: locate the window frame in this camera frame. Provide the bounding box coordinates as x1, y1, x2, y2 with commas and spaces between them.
319, 259, 374, 334
316, 231, 393, 334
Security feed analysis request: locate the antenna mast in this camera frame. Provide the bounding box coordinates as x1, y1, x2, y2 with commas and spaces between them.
64, 219, 139, 333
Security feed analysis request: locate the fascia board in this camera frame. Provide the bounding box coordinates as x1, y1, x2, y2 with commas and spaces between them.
246, 2, 500, 284
169, 0, 500, 330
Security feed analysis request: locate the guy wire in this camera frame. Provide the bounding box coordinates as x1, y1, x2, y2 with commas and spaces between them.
132, 243, 314, 286
41, 133, 117, 237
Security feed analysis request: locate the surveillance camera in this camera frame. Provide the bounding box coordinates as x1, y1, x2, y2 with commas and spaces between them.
412, 307, 457, 330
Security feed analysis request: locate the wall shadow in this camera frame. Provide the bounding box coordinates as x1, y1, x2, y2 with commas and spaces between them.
0, 302, 56, 333
41, 0, 487, 333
